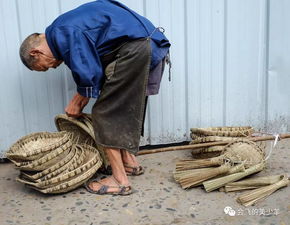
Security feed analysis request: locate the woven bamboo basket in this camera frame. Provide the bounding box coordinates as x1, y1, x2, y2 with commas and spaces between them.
82, 113, 92, 122
20, 144, 102, 194
15, 140, 72, 171
221, 140, 265, 168
55, 114, 109, 168
191, 146, 224, 157
35, 145, 85, 182
190, 136, 240, 144
55, 114, 95, 145
177, 139, 265, 172
81, 116, 95, 137
35, 162, 101, 194
190, 126, 254, 137
6, 131, 71, 162
17, 144, 101, 189
20, 145, 79, 181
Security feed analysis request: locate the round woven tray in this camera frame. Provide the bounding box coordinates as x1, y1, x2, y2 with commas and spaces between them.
191, 126, 254, 137
55, 114, 95, 145
18, 145, 101, 189
6, 131, 71, 162
36, 145, 85, 182
190, 135, 240, 144
20, 145, 78, 181
15, 140, 72, 171
33, 162, 100, 194
55, 114, 109, 166
20, 144, 102, 194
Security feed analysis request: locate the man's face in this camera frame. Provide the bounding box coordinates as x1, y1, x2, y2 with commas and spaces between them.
31, 53, 63, 71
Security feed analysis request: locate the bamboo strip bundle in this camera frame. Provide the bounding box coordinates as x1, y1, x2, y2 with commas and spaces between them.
203, 162, 265, 192
179, 164, 231, 189
174, 162, 246, 189
176, 140, 265, 172
227, 162, 246, 174
173, 167, 215, 182
175, 158, 222, 171
236, 175, 290, 206
174, 162, 245, 181
221, 175, 282, 192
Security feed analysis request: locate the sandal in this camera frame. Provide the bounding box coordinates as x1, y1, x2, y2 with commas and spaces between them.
124, 164, 145, 176
84, 176, 133, 196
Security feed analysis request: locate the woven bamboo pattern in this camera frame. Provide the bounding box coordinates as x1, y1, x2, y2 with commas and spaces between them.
55, 114, 109, 166
20, 145, 78, 181
221, 139, 265, 168
177, 140, 265, 171
191, 126, 254, 137
36, 163, 101, 194
175, 138, 265, 192
55, 114, 95, 145
7, 114, 105, 194
6, 131, 71, 162
23, 145, 102, 194
36, 145, 85, 182
14, 140, 72, 171
16, 144, 102, 189
190, 136, 240, 144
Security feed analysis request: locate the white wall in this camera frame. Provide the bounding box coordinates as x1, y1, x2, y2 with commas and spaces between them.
0, 0, 289, 157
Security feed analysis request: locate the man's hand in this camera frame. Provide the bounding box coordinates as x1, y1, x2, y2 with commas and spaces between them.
65, 93, 90, 118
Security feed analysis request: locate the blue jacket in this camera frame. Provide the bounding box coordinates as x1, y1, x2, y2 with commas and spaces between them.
45, 0, 170, 98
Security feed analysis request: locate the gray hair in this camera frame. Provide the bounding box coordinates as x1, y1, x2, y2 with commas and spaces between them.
19, 33, 41, 70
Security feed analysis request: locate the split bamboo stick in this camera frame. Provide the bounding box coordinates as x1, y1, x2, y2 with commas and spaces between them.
137, 133, 290, 155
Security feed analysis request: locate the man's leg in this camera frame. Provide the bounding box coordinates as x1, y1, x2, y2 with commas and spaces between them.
121, 150, 142, 174
88, 148, 130, 193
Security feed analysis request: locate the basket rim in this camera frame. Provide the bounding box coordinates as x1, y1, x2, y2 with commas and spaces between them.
17, 147, 99, 188
40, 146, 101, 188
21, 144, 79, 181
15, 140, 72, 170
25, 154, 102, 194
6, 131, 70, 158
191, 127, 254, 137
54, 114, 95, 141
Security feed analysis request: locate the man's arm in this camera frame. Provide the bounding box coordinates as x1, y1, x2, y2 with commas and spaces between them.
46, 26, 103, 98
65, 93, 90, 118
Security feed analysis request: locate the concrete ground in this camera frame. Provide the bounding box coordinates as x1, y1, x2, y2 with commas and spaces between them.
0, 140, 289, 225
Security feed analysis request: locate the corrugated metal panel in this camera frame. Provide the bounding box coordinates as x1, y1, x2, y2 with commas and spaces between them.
267, 0, 290, 132
1, 0, 289, 157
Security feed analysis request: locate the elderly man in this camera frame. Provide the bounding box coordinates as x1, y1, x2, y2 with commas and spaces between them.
19, 0, 170, 195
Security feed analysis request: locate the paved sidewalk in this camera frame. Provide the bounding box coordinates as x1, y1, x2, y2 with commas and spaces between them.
0, 140, 289, 225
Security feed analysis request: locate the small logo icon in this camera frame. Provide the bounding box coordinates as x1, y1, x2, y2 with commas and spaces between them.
224, 206, 236, 216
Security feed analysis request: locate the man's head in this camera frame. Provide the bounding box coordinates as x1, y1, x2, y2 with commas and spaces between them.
19, 33, 63, 71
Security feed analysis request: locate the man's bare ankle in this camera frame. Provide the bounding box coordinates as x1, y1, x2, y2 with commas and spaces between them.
112, 175, 129, 186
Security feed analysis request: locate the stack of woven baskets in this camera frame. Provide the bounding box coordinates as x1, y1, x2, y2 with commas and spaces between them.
5, 114, 103, 194
190, 126, 254, 157
174, 126, 290, 206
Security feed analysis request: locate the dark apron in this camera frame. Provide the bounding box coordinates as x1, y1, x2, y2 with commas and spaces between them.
92, 38, 151, 155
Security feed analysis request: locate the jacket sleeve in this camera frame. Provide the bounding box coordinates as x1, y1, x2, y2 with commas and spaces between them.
47, 26, 103, 98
